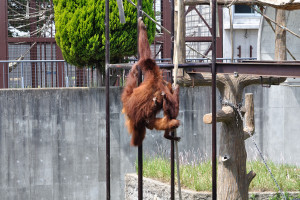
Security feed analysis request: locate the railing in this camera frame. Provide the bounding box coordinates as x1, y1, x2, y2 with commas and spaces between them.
127, 57, 257, 63
187, 57, 257, 63
0, 60, 100, 89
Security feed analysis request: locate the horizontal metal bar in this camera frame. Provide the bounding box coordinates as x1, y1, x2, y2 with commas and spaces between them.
4, 60, 300, 78
186, 36, 212, 42
242, 60, 300, 63
216, 62, 300, 77
0, 60, 65, 63
108, 63, 212, 70
109, 62, 300, 77
8, 37, 56, 43
126, 57, 256, 62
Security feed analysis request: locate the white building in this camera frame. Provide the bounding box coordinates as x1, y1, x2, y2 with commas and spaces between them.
223, 5, 261, 59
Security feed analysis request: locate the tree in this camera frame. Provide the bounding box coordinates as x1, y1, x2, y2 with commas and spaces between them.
53, 0, 155, 70
177, 8, 287, 200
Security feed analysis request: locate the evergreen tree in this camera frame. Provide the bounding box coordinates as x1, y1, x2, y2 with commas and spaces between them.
53, 0, 155, 70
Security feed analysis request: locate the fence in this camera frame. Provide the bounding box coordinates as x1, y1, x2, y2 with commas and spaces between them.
0, 60, 100, 89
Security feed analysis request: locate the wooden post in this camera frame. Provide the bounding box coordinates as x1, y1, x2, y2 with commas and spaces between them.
174, 0, 186, 64
275, 9, 286, 61
243, 93, 255, 140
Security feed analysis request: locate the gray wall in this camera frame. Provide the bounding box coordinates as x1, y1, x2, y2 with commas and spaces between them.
258, 7, 300, 61
0, 86, 299, 200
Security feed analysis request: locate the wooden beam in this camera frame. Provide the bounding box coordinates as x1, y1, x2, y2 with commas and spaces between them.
243, 93, 255, 140
116, 0, 126, 24
275, 9, 286, 61
203, 106, 234, 124
184, 0, 300, 10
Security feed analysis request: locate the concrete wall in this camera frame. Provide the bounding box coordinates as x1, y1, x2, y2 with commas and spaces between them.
258, 7, 300, 61
0, 86, 299, 199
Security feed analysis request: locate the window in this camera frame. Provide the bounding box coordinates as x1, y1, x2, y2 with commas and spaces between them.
234, 5, 255, 14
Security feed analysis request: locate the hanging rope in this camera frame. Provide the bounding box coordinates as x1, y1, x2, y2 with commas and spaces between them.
126, 0, 171, 34
9, 42, 37, 72
127, 0, 210, 59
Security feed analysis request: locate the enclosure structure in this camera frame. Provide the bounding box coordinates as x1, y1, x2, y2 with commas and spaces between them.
105, 0, 300, 200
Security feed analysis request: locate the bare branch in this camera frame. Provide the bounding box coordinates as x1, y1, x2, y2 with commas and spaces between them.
239, 75, 286, 87
247, 171, 256, 185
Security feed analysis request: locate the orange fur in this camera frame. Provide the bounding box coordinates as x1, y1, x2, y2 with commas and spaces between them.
121, 18, 180, 146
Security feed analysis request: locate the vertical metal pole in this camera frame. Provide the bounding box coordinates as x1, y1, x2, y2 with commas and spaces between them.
35, 63, 37, 88
0, 0, 8, 88
2, 65, 4, 88
137, 1, 143, 200
105, 0, 110, 199
211, 0, 217, 199
7, 64, 9, 88
170, 0, 175, 199
21, 62, 24, 89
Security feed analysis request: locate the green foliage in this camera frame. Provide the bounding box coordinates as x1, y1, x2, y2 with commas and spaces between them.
269, 192, 295, 200
248, 161, 300, 192
53, 0, 155, 69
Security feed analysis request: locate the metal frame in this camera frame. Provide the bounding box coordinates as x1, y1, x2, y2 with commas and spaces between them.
104, 1, 300, 200
137, 1, 143, 200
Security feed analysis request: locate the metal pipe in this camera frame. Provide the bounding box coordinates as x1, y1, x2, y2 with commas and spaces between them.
211, 0, 217, 199
105, 0, 110, 199
21, 62, 24, 88
108, 62, 211, 70
2, 64, 4, 88
137, 0, 143, 199
170, 0, 175, 199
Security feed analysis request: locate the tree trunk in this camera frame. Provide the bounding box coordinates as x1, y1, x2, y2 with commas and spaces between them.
275, 9, 286, 60
96, 63, 104, 86
216, 77, 255, 200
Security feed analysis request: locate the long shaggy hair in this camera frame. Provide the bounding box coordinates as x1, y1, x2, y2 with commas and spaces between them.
121, 18, 180, 146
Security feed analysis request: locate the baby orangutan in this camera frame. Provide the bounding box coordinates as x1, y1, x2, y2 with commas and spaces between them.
121, 18, 180, 146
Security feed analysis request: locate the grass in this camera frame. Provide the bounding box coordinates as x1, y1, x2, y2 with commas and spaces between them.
138, 156, 300, 192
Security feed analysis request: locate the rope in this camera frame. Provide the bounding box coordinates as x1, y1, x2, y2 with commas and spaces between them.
126, 2, 184, 198
12, 0, 40, 11
251, 5, 300, 39
126, 0, 171, 34
9, 42, 37, 72
173, 0, 182, 199
127, 0, 209, 59
261, 7, 297, 60
221, 98, 287, 200
186, 44, 212, 60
